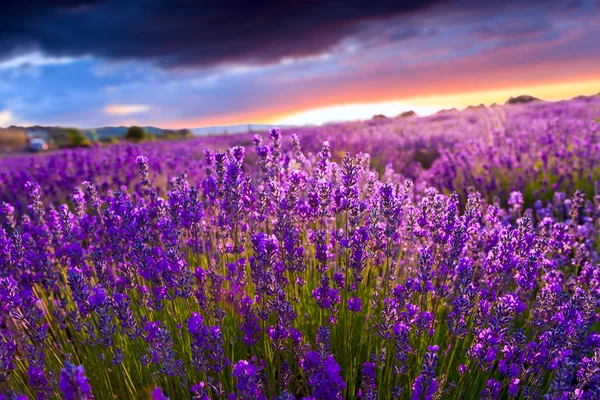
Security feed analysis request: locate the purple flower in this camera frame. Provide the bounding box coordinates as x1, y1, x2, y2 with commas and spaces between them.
239, 295, 261, 346
360, 361, 377, 398
28, 365, 49, 393
59, 362, 93, 400
0, 394, 28, 400
190, 382, 211, 400
411, 345, 439, 400
269, 128, 281, 142
151, 387, 169, 400
312, 274, 340, 311
348, 297, 362, 312
508, 378, 520, 397
188, 312, 206, 336
301, 351, 346, 400
89, 285, 107, 308
481, 378, 502, 400
232, 359, 266, 400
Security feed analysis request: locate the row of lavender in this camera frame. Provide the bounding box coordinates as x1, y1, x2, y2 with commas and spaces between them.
0, 99, 598, 399
1, 96, 598, 210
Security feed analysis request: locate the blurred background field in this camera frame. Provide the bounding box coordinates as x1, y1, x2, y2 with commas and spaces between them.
2, 93, 598, 212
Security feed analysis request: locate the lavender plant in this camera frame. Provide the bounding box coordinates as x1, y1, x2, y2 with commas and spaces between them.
0, 97, 599, 399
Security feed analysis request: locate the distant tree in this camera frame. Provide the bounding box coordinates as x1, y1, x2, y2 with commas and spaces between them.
177, 129, 193, 138
506, 95, 540, 105
0, 128, 27, 151
125, 126, 147, 141
64, 128, 89, 148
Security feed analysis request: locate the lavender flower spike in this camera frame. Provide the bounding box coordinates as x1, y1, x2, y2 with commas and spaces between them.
59, 362, 94, 400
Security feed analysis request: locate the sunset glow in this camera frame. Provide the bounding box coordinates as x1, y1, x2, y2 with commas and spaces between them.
274, 78, 600, 125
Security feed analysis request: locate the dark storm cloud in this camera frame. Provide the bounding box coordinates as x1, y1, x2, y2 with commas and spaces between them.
0, 0, 443, 68
0, 0, 578, 69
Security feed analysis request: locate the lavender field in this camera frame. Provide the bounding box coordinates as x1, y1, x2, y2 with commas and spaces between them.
1, 96, 600, 399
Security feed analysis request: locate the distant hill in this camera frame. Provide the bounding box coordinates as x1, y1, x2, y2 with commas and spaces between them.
466, 104, 486, 110
191, 124, 296, 136
2, 125, 193, 150
436, 108, 458, 114
6, 125, 170, 140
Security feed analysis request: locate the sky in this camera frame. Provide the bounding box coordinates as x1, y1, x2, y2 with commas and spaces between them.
0, 0, 599, 129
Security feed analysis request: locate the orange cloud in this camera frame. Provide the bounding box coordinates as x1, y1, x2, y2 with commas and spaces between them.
104, 105, 151, 116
